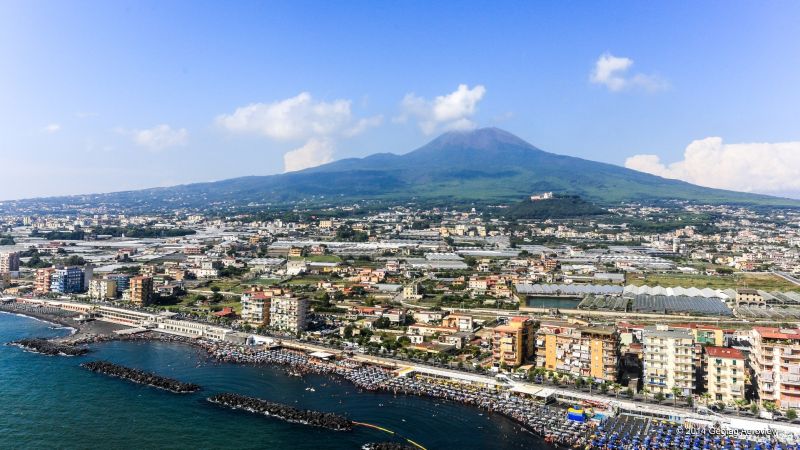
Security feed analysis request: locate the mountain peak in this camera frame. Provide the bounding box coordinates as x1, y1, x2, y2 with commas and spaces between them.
413, 127, 539, 155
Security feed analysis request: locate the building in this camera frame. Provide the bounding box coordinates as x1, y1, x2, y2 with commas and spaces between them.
50, 266, 86, 294
442, 314, 474, 332
129, 276, 153, 306
750, 327, 800, 410
0, 251, 20, 275
403, 283, 422, 300
492, 316, 535, 368
269, 296, 308, 333
88, 278, 117, 301
34, 267, 55, 294
704, 346, 746, 406
535, 321, 618, 382
241, 288, 275, 325
642, 325, 697, 397
105, 274, 130, 296
673, 323, 725, 347
736, 288, 764, 307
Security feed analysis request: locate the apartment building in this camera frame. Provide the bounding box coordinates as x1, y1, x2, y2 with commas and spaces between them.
34, 267, 55, 294
50, 266, 86, 294
105, 274, 130, 296
88, 278, 117, 301
241, 287, 283, 326
642, 326, 697, 397
0, 251, 20, 274
269, 296, 308, 333
492, 316, 535, 368
750, 327, 800, 410
535, 321, 618, 382
129, 276, 153, 306
704, 346, 746, 405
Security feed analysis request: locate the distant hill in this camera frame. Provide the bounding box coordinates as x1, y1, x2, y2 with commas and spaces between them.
5, 127, 800, 210
504, 195, 607, 220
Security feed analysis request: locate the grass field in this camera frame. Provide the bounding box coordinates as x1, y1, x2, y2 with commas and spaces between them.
289, 255, 342, 263
627, 272, 799, 291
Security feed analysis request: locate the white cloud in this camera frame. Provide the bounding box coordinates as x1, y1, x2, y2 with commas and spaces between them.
42, 123, 61, 134
399, 84, 486, 135
283, 138, 334, 172
216, 92, 356, 140
343, 114, 384, 137
590, 53, 667, 92
625, 137, 800, 197
131, 124, 189, 150
218, 92, 384, 172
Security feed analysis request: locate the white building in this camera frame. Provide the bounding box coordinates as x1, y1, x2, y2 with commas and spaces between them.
642, 326, 697, 397
88, 278, 117, 300
269, 296, 308, 333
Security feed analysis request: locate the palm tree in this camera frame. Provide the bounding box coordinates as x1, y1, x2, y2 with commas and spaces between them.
671, 387, 682, 406
611, 383, 622, 399
641, 388, 650, 404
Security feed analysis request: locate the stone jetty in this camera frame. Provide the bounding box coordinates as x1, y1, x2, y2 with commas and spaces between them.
10, 338, 89, 356
207, 393, 352, 431
362, 443, 416, 450
80, 361, 201, 393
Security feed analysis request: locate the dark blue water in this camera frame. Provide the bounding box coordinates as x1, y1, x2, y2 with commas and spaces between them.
0, 313, 547, 449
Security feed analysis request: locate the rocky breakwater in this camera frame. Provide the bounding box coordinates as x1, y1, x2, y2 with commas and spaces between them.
362, 443, 416, 450
10, 338, 89, 356
81, 361, 201, 393
207, 393, 352, 431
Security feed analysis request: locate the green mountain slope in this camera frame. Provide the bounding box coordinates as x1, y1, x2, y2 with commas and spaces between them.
7, 128, 800, 209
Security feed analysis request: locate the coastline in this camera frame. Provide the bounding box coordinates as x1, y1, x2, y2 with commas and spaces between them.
4, 306, 799, 450
0, 308, 77, 335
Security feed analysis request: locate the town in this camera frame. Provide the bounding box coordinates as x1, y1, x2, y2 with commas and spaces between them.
2, 197, 800, 427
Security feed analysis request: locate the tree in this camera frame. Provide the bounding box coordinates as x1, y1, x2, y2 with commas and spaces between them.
671, 387, 682, 406
750, 403, 760, 415
654, 393, 665, 403
787, 409, 798, 420
764, 401, 777, 413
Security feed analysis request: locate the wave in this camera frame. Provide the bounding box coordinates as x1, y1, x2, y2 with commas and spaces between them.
0, 311, 77, 335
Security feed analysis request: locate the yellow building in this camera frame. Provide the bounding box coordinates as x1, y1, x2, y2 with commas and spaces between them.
704, 346, 746, 406
535, 321, 618, 382
492, 317, 535, 368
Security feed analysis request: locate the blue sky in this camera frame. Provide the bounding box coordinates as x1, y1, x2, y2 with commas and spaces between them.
2, 1, 800, 199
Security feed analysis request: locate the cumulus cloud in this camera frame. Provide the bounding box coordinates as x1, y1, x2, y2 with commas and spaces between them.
625, 137, 800, 197
131, 124, 189, 150
590, 53, 667, 92
216, 92, 359, 140
218, 92, 383, 172
399, 84, 486, 134
42, 123, 61, 134
283, 138, 334, 172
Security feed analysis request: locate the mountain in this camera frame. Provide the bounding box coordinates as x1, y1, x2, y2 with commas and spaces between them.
8, 128, 800, 210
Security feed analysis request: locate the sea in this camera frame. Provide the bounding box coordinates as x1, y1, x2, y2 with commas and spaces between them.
0, 312, 552, 450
